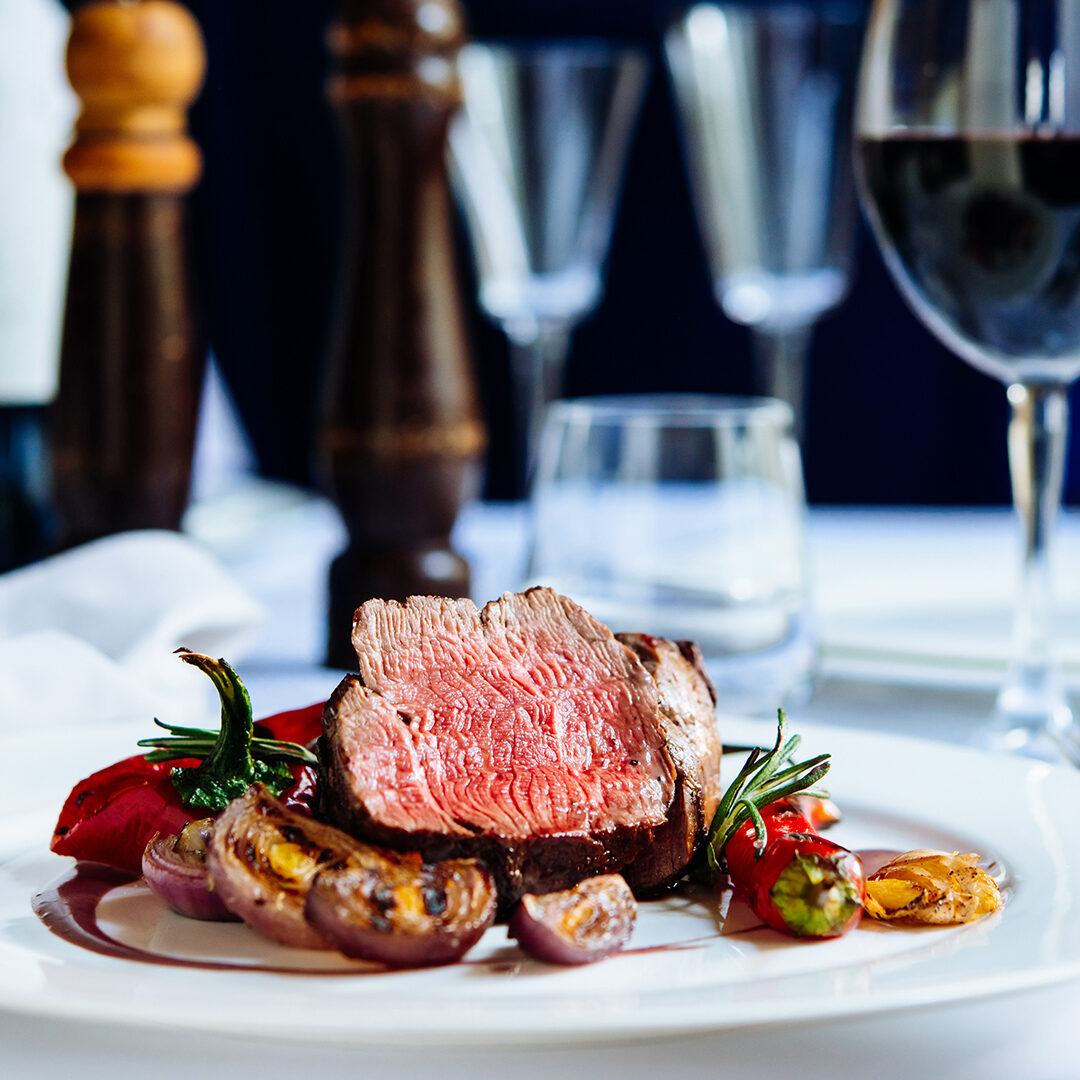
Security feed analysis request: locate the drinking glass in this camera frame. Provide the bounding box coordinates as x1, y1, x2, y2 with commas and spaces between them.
449, 42, 649, 490
855, 0, 1080, 759
665, 2, 863, 440
526, 395, 814, 715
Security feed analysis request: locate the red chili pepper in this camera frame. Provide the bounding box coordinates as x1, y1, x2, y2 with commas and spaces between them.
725, 799, 864, 939
788, 793, 842, 832
50, 701, 325, 873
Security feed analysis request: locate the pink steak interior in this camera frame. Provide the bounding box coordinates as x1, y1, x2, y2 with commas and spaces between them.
338, 590, 674, 840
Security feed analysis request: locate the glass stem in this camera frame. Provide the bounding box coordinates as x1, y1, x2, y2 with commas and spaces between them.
751, 325, 813, 443
996, 381, 1074, 751
508, 324, 571, 496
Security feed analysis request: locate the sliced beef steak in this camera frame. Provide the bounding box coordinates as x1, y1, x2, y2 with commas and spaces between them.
616, 634, 723, 894
320, 588, 679, 908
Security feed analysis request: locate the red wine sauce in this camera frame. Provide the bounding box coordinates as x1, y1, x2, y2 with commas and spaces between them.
34, 864, 714, 972
32, 863, 374, 975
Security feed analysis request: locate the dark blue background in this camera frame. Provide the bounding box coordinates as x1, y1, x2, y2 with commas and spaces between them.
114, 0, 1056, 505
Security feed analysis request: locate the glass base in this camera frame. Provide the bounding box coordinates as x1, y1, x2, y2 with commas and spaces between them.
981, 691, 1079, 765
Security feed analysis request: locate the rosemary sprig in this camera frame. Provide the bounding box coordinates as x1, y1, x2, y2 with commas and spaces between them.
704, 709, 831, 879
138, 717, 317, 767
136, 650, 318, 813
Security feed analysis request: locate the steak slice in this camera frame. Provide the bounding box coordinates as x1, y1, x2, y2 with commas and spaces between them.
320, 588, 678, 908
616, 634, 723, 894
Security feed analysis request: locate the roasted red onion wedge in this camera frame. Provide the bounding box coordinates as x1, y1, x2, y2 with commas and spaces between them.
142, 819, 239, 921
508, 874, 637, 965
209, 784, 497, 962
208, 785, 358, 949
306, 856, 496, 968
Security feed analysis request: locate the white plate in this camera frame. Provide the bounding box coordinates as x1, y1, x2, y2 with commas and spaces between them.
2, 721, 1079, 1047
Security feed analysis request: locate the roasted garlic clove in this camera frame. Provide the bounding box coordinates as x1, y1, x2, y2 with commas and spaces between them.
864, 849, 1001, 924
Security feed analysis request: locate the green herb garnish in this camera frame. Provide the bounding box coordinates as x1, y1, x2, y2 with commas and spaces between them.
137, 649, 317, 813
703, 709, 832, 879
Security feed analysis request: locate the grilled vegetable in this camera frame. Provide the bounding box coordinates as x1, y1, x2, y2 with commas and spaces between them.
51, 661, 322, 874
209, 785, 497, 964
307, 857, 496, 968
207, 785, 348, 949
724, 802, 864, 938
52, 754, 198, 873
864, 850, 1001, 924
508, 874, 637, 965
789, 794, 842, 831
705, 713, 864, 939
141, 819, 238, 921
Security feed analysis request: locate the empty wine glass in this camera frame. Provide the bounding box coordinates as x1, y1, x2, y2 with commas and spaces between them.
449, 42, 649, 491
665, 2, 863, 440
855, 0, 1080, 760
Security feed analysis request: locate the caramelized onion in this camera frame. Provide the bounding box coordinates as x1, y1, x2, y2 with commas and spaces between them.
207, 785, 354, 949
306, 855, 496, 968
509, 874, 636, 965
208, 784, 498, 963
141, 819, 238, 921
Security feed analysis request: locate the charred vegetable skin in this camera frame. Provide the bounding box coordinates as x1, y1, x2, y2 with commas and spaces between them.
209, 784, 356, 949
210, 785, 497, 964
508, 874, 637, 965
706, 713, 864, 939
307, 857, 496, 968
52, 754, 198, 873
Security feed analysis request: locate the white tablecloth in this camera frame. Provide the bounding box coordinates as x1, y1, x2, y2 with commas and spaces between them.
7, 494, 1080, 1079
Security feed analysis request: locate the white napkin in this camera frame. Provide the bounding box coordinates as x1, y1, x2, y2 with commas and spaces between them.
0, 530, 264, 732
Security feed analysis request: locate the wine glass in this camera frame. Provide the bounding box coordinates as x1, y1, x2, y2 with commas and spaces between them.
449, 42, 649, 492
665, 2, 863, 441
855, 0, 1080, 760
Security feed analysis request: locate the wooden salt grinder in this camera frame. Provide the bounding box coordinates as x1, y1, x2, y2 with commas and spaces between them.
323, 0, 486, 668
53, 0, 206, 549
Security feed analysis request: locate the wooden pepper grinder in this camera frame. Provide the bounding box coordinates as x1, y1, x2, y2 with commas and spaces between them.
52, 0, 206, 550
322, 0, 486, 668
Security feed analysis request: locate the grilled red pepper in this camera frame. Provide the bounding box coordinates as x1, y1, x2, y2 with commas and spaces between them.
51, 755, 199, 873
705, 713, 864, 939
50, 654, 324, 873
724, 799, 864, 938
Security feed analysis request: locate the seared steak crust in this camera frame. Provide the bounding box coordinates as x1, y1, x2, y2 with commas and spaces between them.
320, 589, 679, 908
616, 634, 723, 895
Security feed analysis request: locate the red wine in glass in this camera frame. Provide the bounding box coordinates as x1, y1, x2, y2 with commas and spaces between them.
855, 0, 1080, 759
858, 134, 1080, 383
